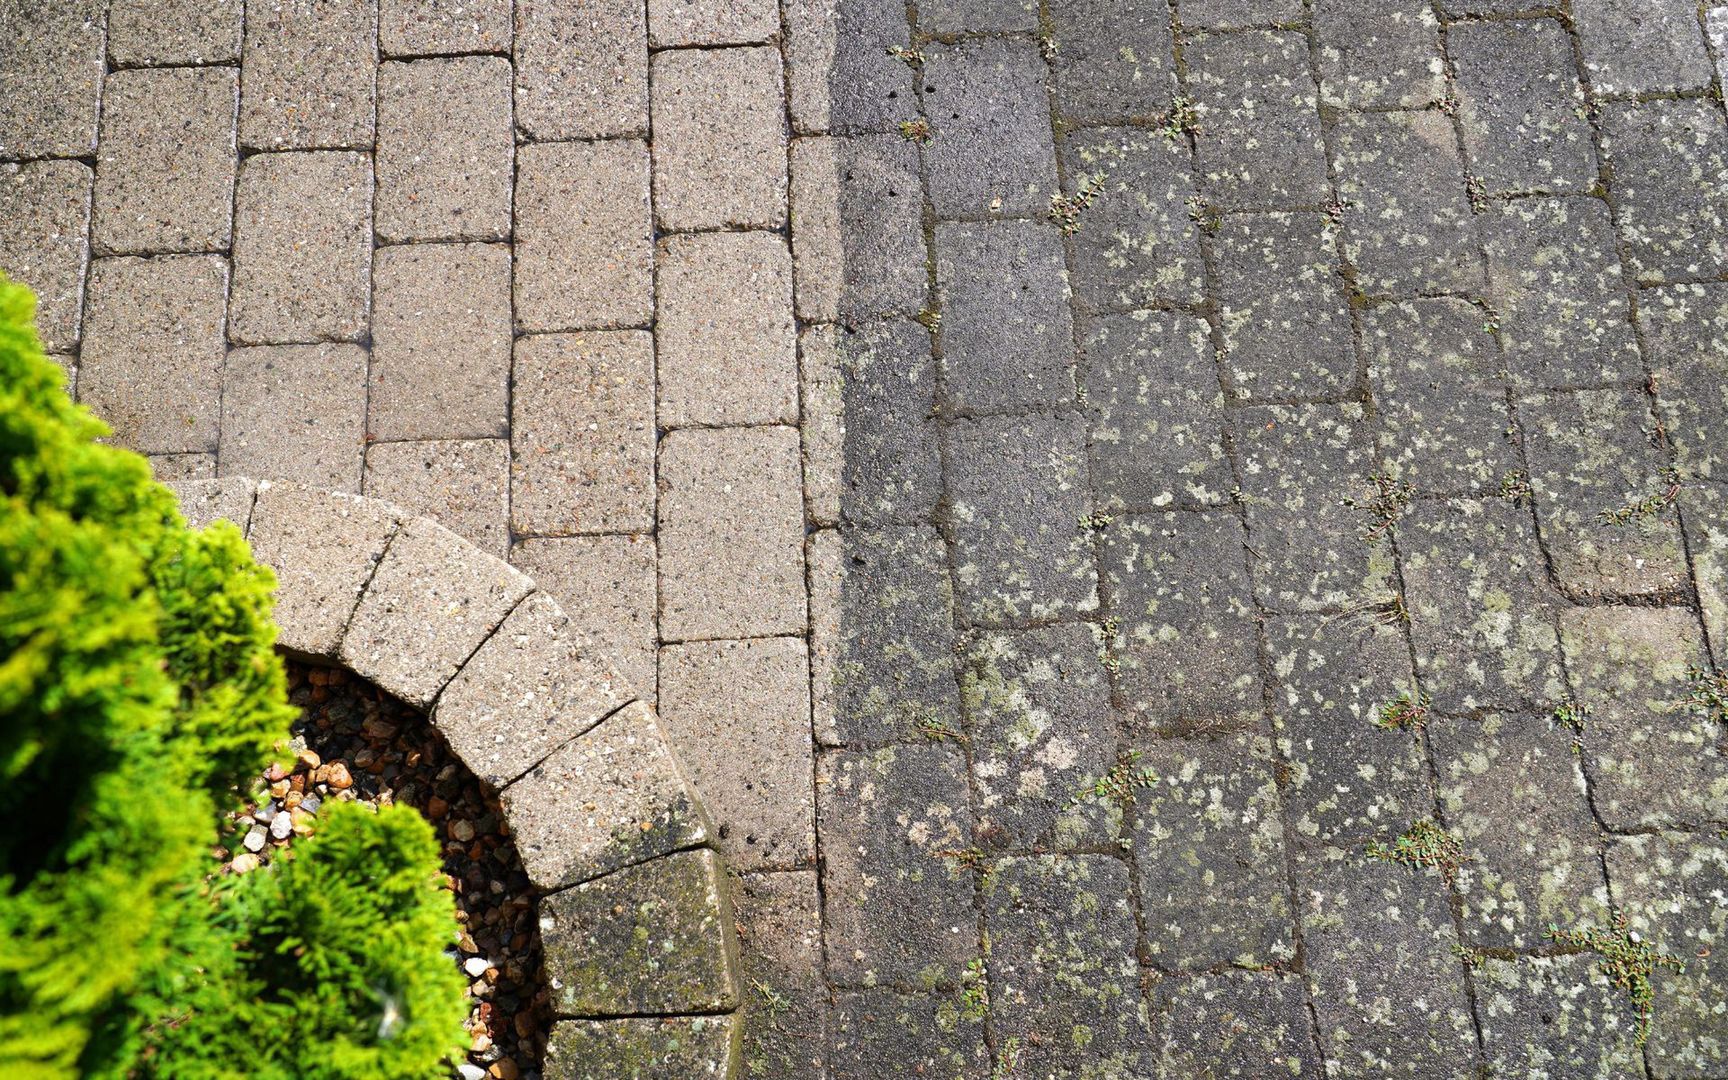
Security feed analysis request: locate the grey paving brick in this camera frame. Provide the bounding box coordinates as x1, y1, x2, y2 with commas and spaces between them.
515, 0, 646, 140
659, 638, 814, 872
1313, 0, 1446, 109
229, 151, 372, 344
1216, 212, 1354, 403
0, 0, 104, 158
375, 57, 512, 243
1332, 110, 1484, 296
1681, 482, 1728, 670
1645, 283, 1728, 483
381, 0, 511, 56
830, 988, 989, 1079
1600, 99, 1728, 285
831, 318, 943, 525
78, 255, 226, 455
93, 67, 236, 256
783, 0, 916, 136
1450, 18, 1597, 196
1049, 0, 1175, 123
1475, 955, 1645, 1079
1181, 0, 1305, 27
1103, 512, 1263, 732
1573, 0, 1713, 96
921, 39, 1060, 219
0, 160, 91, 353
151, 454, 215, 482
1189, 30, 1329, 210
510, 535, 659, 703
547, 1016, 741, 1079
245, 483, 401, 657
1714, 7, 1728, 91
1063, 127, 1205, 310
364, 438, 511, 556
239, 0, 376, 150
1155, 971, 1322, 1079
220, 343, 366, 491
651, 47, 787, 230
370, 242, 511, 442
789, 135, 926, 323
817, 744, 976, 988
733, 870, 826, 1078
656, 230, 797, 427
659, 426, 806, 640
649, 0, 778, 45
936, 220, 1074, 412
510, 331, 655, 536
514, 140, 653, 332
920, 0, 1034, 33
1086, 310, 1230, 512
108, 0, 242, 66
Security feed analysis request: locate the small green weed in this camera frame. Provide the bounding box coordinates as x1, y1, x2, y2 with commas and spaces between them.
1600, 468, 1681, 525
887, 44, 924, 66
1049, 172, 1107, 235
1077, 510, 1114, 531
1070, 749, 1157, 808
1344, 473, 1415, 545
1375, 689, 1430, 732
1156, 95, 1200, 140
1547, 913, 1683, 1046
1497, 468, 1533, 504
1366, 820, 1469, 883
915, 307, 942, 332
959, 957, 989, 1022
1675, 665, 1728, 724
898, 117, 932, 143
916, 714, 965, 742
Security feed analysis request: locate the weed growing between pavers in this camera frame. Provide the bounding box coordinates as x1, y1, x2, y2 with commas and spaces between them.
898, 117, 932, 144
1366, 820, 1470, 884
1375, 689, 1431, 732
1048, 173, 1106, 235
959, 958, 989, 1022
1156, 95, 1200, 140
1674, 665, 1728, 724
1497, 467, 1533, 504
887, 44, 924, 67
1547, 913, 1684, 1046
1599, 466, 1681, 525
1553, 696, 1589, 753
1343, 473, 1415, 545
917, 713, 966, 742
1069, 749, 1158, 809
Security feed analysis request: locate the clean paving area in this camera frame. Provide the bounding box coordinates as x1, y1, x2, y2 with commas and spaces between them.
4, 0, 1728, 1076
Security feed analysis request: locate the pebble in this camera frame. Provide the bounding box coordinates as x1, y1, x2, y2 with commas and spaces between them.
490, 1060, 519, 1080
302, 794, 322, 815
451, 820, 476, 842
296, 748, 322, 771
458, 1067, 487, 1080
464, 956, 491, 977
243, 826, 267, 852
270, 812, 293, 840
230, 852, 259, 873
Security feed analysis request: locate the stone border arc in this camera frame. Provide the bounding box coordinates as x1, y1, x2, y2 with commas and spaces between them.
166, 477, 743, 1080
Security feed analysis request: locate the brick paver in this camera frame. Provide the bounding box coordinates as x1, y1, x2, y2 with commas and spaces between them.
93, 66, 237, 255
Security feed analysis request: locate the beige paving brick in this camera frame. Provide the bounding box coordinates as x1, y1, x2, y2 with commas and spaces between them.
0, 0, 104, 158
806, 527, 841, 744
230, 151, 372, 345
515, 0, 648, 140
381, 0, 511, 56
649, 0, 779, 47
657, 231, 797, 427
514, 140, 653, 332
79, 255, 227, 455
370, 242, 511, 441
0, 161, 92, 353
93, 67, 237, 256
219, 343, 367, 491
364, 438, 511, 556
799, 325, 843, 527
651, 47, 788, 231
108, 0, 242, 66
376, 56, 513, 243
510, 534, 659, 701
511, 331, 655, 535
659, 426, 806, 640
240, 0, 377, 150
47, 354, 76, 396
246, 482, 402, 657
659, 637, 815, 871
151, 453, 216, 482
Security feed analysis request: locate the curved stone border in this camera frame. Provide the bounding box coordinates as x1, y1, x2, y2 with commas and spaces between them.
168, 478, 742, 1080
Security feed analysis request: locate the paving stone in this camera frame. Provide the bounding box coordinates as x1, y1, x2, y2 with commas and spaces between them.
108, 0, 242, 66
1400, 497, 1566, 714
656, 231, 797, 427
1475, 955, 1645, 1079
1154, 971, 1322, 1079
510, 535, 659, 704
659, 638, 814, 872
540, 847, 738, 1015
1682, 482, 1728, 669
1136, 734, 1293, 969
944, 414, 1097, 626
651, 48, 787, 231
1216, 213, 1353, 404
545, 1016, 740, 1080
375, 57, 512, 243
239, 0, 376, 150
1449, 18, 1597, 196
1714, 7, 1728, 90
1331, 110, 1484, 296
1558, 606, 1728, 831
92, 67, 236, 255
515, 0, 646, 140
1049, 0, 1175, 123
220, 343, 367, 491
919, 0, 1034, 33
1606, 832, 1728, 1076
515, 140, 653, 331
1312, 0, 1446, 109
1181, 0, 1305, 27
370, 242, 511, 442
1086, 310, 1228, 513
1267, 615, 1429, 846
659, 427, 806, 640
649, 0, 778, 45
434, 590, 632, 787
790, 136, 926, 325
0, 0, 104, 158
339, 513, 532, 705
920, 39, 1059, 219
363, 438, 511, 556
830, 988, 989, 1079
0, 160, 92, 353
800, 327, 843, 530
167, 476, 257, 533
1600, 99, 1728, 285
1189, 30, 1329, 210
381, 0, 511, 56
783, 0, 916, 136
229, 151, 372, 345
1573, 0, 1713, 97
1062, 127, 1205, 311
1644, 282, 1728, 482
78, 255, 226, 455
733, 871, 826, 1078
936, 220, 1074, 412
503, 700, 712, 889
829, 319, 942, 525
817, 744, 976, 988
152, 454, 216, 483
984, 855, 1155, 1077
1481, 196, 1642, 391
245, 483, 400, 657
1365, 298, 1515, 495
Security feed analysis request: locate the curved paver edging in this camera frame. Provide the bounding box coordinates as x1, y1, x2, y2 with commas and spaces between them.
167, 477, 742, 1080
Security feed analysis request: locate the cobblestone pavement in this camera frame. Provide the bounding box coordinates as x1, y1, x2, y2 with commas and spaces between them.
4, 0, 1728, 1077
